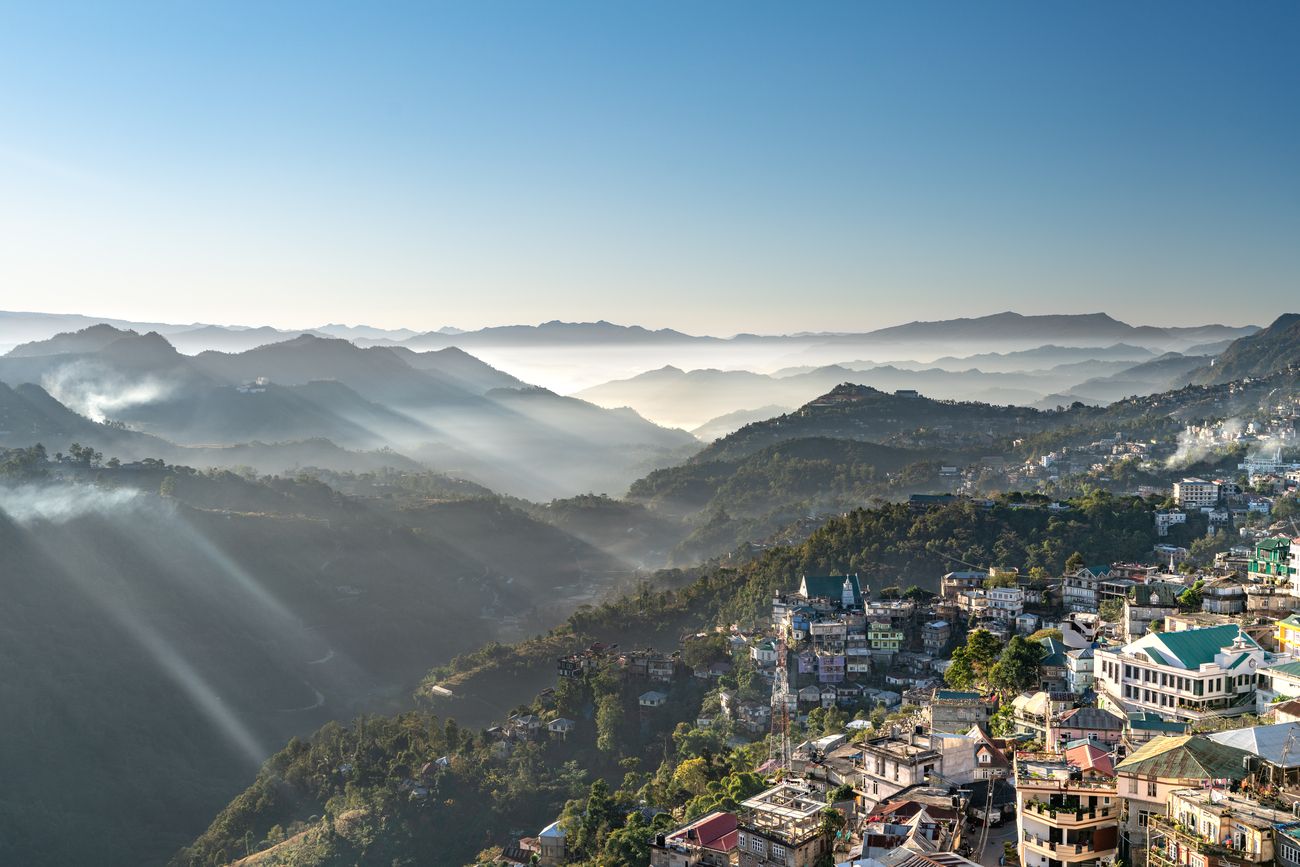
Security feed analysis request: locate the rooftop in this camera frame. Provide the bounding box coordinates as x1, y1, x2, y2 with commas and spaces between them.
1115, 735, 1252, 781
1168, 787, 1293, 829
1207, 722, 1300, 768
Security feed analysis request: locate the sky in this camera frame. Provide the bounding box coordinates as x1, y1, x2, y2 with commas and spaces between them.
0, 1, 1296, 335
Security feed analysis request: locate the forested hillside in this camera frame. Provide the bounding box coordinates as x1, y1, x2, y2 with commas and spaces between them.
0, 459, 646, 867
175, 490, 1173, 866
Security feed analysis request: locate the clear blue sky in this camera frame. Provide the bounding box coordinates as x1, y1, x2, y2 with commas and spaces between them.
1, 1, 1295, 333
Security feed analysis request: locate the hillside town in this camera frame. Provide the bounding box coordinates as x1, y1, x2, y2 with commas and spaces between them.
477, 479, 1300, 867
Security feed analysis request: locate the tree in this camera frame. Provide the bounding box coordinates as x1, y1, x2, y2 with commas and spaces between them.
1065, 551, 1085, 574
1026, 628, 1063, 643
989, 636, 1045, 695
985, 572, 1019, 588
159, 475, 176, 497
945, 629, 1002, 690
1178, 579, 1205, 612
672, 757, 710, 797
596, 693, 622, 753
1098, 598, 1124, 623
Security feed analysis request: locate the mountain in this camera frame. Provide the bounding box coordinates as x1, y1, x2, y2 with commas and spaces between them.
166, 324, 307, 354
1064, 352, 1213, 404
694, 383, 1048, 464
6, 323, 143, 357
374, 320, 707, 350
0, 468, 636, 867
691, 404, 791, 441
383, 345, 527, 393
577, 362, 1104, 431
1189, 313, 1300, 385
916, 342, 1156, 372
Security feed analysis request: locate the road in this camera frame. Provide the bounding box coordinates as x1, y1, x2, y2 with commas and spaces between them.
975, 820, 1017, 867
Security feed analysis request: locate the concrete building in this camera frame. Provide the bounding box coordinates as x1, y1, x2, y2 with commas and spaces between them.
1123, 582, 1182, 642
650, 811, 738, 867
1094, 624, 1269, 723
1146, 787, 1291, 867
924, 689, 998, 734
1174, 478, 1220, 510
736, 783, 832, 867
1114, 735, 1252, 867
1015, 743, 1119, 867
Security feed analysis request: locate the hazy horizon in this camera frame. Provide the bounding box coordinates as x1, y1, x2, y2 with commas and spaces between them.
3, 2, 1297, 333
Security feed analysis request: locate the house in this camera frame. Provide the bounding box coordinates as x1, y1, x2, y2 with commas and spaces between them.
751, 639, 779, 666
1201, 576, 1247, 615
941, 571, 988, 599
988, 586, 1025, 619
537, 821, 566, 866
868, 622, 904, 652
1123, 582, 1182, 642
1124, 711, 1189, 744
922, 620, 951, 654
1113, 735, 1252, 867
639, 690, 669, 709
1094, 624, 1270, 722
1258, 659, 1300, 710
547, 718, 575, 739
966, 726, 1011, 779
736, 783, 833, 867
1250, 536, 1297, 585
1050, 705, 1125, 747
1011, 691, 1072, 740
1063, 565, 1113, 613
924, 689, 998, 734
1016, 612, 1041, 635
1154, 509, 1187, 537
1038, 638, 1071, 692
1065, 645, 1096, 693
1060, 611, 1103, 649
650, 811, 738, 867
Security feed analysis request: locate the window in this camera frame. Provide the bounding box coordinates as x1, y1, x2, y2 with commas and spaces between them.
1128, 777, 1138, 794
771, 844, 786, 861
1138, 810, 1152, 827
749, 836, 766, 855
1148, 779, 1158, 797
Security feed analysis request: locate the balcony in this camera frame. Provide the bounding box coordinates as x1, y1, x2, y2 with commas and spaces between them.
1022, 833, 1115, 862
1148, 815, 1267, 863
1025, 801, 1115, 825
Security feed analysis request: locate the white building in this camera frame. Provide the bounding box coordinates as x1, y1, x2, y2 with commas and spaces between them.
1094, 624, 1269, 722
1173, 477, 1220, 510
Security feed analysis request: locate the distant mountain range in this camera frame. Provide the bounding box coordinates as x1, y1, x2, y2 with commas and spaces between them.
0, 326, 697, 499
1190, 313, 1300, 385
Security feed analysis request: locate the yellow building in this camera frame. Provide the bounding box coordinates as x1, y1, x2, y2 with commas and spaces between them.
1278, 613, 1300, 656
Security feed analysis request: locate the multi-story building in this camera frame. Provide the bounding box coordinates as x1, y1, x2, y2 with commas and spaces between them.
1250, 536, 1297, 586
868, 621, 904, 652
1063, 565, 1114, 613
1146, 787, 1291, 867
1094, 624, 1270, 722
988, 586, 1025, 619
1279, 614, 1300, 656
1154, 510, 1187, 537
651, 812, 738, 867
1015, 742, 1119, 867
857, 729, 977, 807
1114, 735, 1252, 867
1201, 577, 1247, 615
922, 620, 952, 654
1174, 478, 1220, 510
1051, 706, 1125, 748
942, 570, 988, 599
736, 783, 832, 867
1066, 646, 1096, 693
925, 689, 997, 734
1124, 582, 1183, 642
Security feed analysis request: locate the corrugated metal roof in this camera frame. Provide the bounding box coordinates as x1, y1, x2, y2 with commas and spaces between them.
1115, 735, 1251, 780
1148, 624, 1253, 669
1208, 723, 1300, 768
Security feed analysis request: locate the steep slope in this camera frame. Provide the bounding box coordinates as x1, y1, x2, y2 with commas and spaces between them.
1190, 313, 1300, 384
6, 323, 141, 357
0, 469, 631, 867
382, 345, 527, 393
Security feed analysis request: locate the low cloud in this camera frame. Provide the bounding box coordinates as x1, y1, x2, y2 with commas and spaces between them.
0, 483, 149, 525
41, 359, 174, 423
